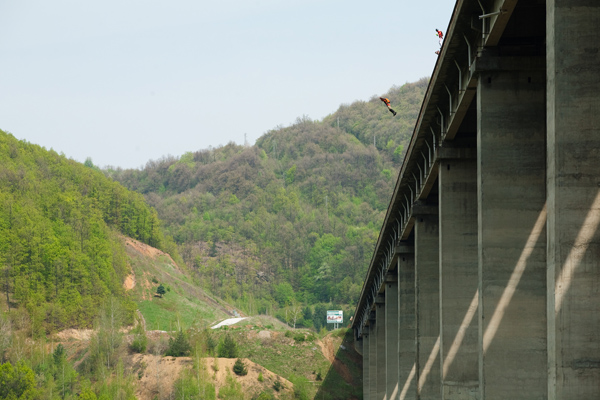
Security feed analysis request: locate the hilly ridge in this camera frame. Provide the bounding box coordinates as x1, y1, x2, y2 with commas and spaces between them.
0, 131, 179, 331
108, 78, 428, 320
0, 78, 428, 399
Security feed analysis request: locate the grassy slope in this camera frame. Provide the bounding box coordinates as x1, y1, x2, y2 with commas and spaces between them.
122, 236, 230, 331
211, 321, 362, 400
123, 237, 362, 399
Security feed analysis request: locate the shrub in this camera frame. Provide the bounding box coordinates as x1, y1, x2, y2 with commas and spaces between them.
273, 379, 283, 392
130, 332, 147, 353
254, 392, 275, 400
257, 372, 264, 382
233, 358, 247, 376
335, 328, 348, 337
206, 331, 217, 356
165, 330, 191, 357
289, 374, 310, 400
219, 375, 244, 400
284, 330, 293, 338
293, 333, 305, 343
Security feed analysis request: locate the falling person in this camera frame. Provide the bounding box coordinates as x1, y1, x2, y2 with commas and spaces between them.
379, 97, 397, 116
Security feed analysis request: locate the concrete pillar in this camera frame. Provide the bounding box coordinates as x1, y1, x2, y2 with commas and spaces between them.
414, 207, 441, 399
547, 1, 600, 398
438, 151, 479, 400
385, 273, 399, 400
397, 245, 416, 400
376, 296, 387, 400
363, 333, 370, 400
477, 65, 547, 399
369, 320, 378, 400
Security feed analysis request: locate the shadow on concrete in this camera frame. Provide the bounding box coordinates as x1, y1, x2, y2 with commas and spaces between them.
313, 328, 363, 400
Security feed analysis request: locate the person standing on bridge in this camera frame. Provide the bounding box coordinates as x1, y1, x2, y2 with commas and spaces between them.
379, 97, 397, 116
436, 29, 444, 47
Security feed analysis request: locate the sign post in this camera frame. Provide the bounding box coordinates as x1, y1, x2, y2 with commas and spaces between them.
326, 310, 343, 329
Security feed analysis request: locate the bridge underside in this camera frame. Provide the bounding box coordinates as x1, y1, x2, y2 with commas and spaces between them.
353, 0, 600, 399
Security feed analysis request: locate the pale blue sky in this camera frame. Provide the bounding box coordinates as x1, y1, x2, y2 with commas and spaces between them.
0, 0, 455, 169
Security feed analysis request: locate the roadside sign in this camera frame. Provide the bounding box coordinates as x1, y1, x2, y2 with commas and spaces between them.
327, 310, 343, 324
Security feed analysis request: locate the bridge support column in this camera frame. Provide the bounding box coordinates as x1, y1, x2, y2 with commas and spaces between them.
438, 150, 479, 400
547, 1, 600, 398
397, 244, 416, 399
363, 332, 370, 400
477, 66, 547, 399
369, 319, 378, 400
376, 296, 387, 400
385, 273, 399, 400
414, 205, 441, 399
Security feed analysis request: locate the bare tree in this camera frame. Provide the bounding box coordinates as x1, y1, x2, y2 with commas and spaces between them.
0, 314, 11, 363
287, 301, 303, 329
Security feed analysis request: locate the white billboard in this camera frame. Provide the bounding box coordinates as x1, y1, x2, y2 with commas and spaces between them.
327, 310, 343, 324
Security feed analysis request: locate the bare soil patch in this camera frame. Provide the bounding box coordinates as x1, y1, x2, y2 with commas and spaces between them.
131, 355, 292, 400
124, 236, 170, 261
123, 273, 136, 290
317, 334, 355, 386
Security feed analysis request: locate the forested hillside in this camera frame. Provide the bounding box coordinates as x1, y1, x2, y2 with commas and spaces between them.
0, 131, 178, 332
0, 79, 427, 399
108, 79, 428, 322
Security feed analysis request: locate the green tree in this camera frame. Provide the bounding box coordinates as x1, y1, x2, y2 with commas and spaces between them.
217, 333, 238, 358
232, 358, 247, 376
130, 331, 147, 353
53, 344, 66, 366
156, 284, 166, 298
285, 164, 297, 185
166, 330, 191, 357
0, 361, 37, 400
393, 144, 404, 161
273, 282, 294, 307
313, 304, 327, 331
78, 380, 98, 400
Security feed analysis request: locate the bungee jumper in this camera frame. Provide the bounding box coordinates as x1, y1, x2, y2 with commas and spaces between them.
436, 29, 444, 47
379, 97, 397, 116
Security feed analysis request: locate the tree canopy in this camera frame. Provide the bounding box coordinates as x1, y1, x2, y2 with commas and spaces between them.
107, 80, 427, 313
0, 130, 174, 330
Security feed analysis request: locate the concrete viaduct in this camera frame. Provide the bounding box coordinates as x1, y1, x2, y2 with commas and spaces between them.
351, 0, 599, 399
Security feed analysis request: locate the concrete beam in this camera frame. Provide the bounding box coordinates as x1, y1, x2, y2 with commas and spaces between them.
396, 243, 415, 255
363, 334, 370, 400
437, 145, 477, 161
483, 0, 518, 46
474, 53, 545, 72
398, 247, 416, 399
385, 273, 400, 400
477, 67, 547, 399
415, 212, 441, 399
377, 302, 387, 399
439, 151, 479, 399
369, 323, 377, 400
412, 201, 439, 216
547, 1, 600, 398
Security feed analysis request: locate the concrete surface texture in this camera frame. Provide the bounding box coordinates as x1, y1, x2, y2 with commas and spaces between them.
352, 0, 600, 398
